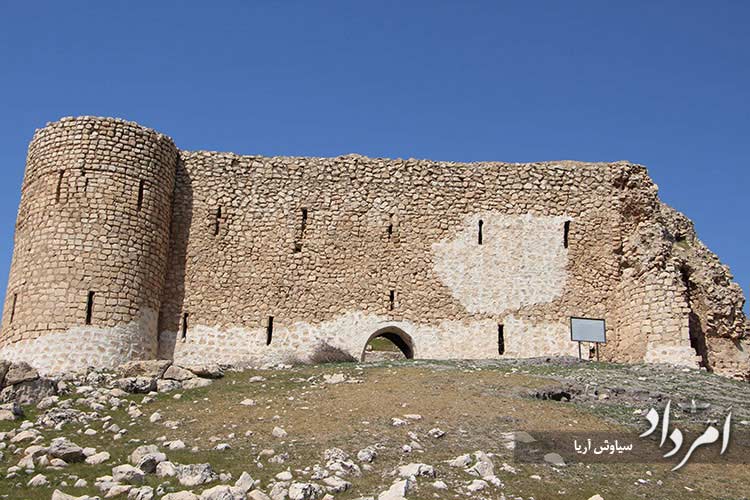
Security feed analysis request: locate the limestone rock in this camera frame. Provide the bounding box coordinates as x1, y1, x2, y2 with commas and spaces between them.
112, 464, 145, 484
247, 491, 272, 500
377, 479, 412, 500
86, 451, 111, 465
544, 452, 566, 466
129, 444, 166, 473
448, 454, 472, 467
322, 475, 351, 493
182, 378, 213, 390
49, 438, 85, 463
396, 463, 435, 478
0, 359, 10, 388
128, 486, 155, 500
5, 362, 39, 385
184, 363, 224, 379
162, 493, 199, 500
234, 471, 255, 493
115, 377, 157, 394
51, 490, 98, 500
288, 482, 324, 500
177, 463, 217, 486
466, 479, 488, 492
156, 461, 179, 478
466, 451, 494, 478
357, 446, 377, 463
199, 485, 246, 500
163, 365, 197, 381
118, 360, 172, 379
27, 473, 48, 487
157, 379, 183, 392
0, 377, 57, 405
0, 401, 23, 421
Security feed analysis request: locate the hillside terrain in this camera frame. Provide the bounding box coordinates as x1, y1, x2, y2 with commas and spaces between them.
0, 358, 749, 500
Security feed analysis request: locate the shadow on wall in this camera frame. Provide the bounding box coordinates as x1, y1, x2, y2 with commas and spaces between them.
361, 326, 415, 361
157, 157, 192, 360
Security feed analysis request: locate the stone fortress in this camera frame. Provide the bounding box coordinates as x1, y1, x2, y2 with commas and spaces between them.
0, 116, 748, 379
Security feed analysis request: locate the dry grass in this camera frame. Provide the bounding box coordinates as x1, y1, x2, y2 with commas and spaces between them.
2, 360, 749, 499
308, 343, 357, 364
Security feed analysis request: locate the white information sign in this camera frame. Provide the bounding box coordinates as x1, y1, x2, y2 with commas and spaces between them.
570, 317, 606, 343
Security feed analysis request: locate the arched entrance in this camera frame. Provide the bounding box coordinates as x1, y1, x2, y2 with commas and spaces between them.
361, 327, 414, 361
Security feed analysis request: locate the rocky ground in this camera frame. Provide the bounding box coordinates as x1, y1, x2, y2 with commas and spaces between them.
0, 358, 749, 500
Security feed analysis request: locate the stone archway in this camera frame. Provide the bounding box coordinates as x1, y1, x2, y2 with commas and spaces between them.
361, 326, 415, 361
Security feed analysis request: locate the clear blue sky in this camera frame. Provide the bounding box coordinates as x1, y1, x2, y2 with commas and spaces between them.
0, 1, 748, 315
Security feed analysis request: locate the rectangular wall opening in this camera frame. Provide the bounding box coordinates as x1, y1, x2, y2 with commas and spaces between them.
214, 207, 222, 236
498, 324, 505, 355
300, 208, 308, 235
389, 290, 395, 310
137, 180, 145, 211
564, 221, 571, 248
387, 214, 394, 240
10, 293, 17, 324
266, 316, 274, 345
55, 170, 64, 203
85, 291, 95, 325
478, 220, 484, 245
181, 313, 189, 340
294, 208, 308, 253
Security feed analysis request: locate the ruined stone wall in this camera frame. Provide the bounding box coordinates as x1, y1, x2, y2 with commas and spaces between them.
1, 116, 747, 378
157, 151, 640, 370
0, 117, 178, 373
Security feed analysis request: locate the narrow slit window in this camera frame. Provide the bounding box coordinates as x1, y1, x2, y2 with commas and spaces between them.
563, 221, 571, 248
389, 290, 395, 310
85, 291, 95, 325
498, 324, 505, 355
300, 208, 308, 235
83, 176, 89, 195
478, 220, 484, 245
387, 223, 393, 239
10, 293, 17, 324
137, 180, 145, 211
266, 316, 274, 345
214, 207, 222, 236
181, 313, 189, 340
55, 171, 64, 203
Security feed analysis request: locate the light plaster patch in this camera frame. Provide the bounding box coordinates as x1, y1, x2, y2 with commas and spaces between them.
643, 343, 700, 368
162, 311, 577, 368
0, 309, 158, 375
432, 213, 570, 314
503, 316, 578, 358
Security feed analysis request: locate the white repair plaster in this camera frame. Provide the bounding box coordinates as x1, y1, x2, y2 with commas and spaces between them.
0, 309, 158, 375
432, 212, 570, 314
643, 343, 700, 369
159, 311, 577, 368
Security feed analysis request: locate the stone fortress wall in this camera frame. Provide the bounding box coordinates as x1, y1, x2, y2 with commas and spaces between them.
1, 117, 748, 379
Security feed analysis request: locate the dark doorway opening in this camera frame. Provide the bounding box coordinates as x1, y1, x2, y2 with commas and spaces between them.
361, 327, 414, 362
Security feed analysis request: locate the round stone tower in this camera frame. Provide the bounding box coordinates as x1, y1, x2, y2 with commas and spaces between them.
0, 116, 178, 373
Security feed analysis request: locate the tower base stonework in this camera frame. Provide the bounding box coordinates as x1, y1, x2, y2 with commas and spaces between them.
0, 309, 158, 374
1, 116, 748, 379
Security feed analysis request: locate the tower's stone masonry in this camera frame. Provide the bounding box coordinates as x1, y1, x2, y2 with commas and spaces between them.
1, 116, 748, 379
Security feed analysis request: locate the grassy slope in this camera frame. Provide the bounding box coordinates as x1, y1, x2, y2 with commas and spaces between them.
1, 360, 749, 500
